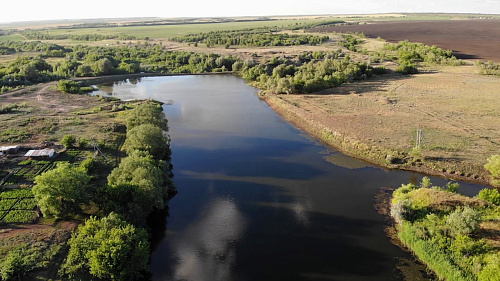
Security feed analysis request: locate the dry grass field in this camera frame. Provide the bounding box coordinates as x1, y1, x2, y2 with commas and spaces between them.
264, 65, 500, 183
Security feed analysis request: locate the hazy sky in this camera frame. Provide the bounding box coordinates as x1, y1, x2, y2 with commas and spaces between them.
2, 0, 500, 23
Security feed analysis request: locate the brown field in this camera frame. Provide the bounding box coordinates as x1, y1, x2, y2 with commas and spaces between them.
312, 20, 500, 62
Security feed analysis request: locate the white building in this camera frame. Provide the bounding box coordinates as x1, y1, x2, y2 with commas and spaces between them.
24, 149, 55, 158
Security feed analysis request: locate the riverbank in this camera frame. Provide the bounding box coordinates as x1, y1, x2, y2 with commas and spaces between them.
73, 71, 235, 85
260, 66, 500, 187
388, 181, 500, 280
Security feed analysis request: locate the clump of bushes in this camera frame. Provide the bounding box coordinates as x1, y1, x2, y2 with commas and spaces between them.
58, 80, 93, 94
476, 61, 500, 76
0, 102, 27, 114
390, 178, 500, 281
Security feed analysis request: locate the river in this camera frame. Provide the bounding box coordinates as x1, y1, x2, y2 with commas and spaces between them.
93, 75, 486, 281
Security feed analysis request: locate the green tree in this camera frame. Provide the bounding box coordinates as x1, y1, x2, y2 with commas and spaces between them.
33, 163, 90, 218
92, 58, 114, 75
99, 184, 151, 225
124, 124, 169, 160
61, 134, 77, 148
108, 152, 167, 210
61, 213, 150, 281
126, 101, 168, 130
485, 154, 500, 186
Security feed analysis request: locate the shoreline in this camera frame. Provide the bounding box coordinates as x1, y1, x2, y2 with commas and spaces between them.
73, 71, 234, 84
260, 93, 492, 187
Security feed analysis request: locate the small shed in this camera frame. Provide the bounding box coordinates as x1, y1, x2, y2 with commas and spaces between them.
0, 146, 20, 155
25, 149, 55, 158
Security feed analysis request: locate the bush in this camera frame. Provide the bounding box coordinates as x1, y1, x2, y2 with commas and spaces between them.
391, 198, 414, 223
61, 134, 76, 148
58, 80, 82, 94
446, 207, 481, 236
477, 188, 500, 205
396, 60, 419, 74
78, 137, 89, 148
420, 177, 432, 188
372, 66, 388, 75
485, 154, 500, 186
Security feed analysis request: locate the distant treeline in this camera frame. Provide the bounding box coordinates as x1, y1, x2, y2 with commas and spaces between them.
0, 40, 383, 95
0, 41, 240, 93
170, 28, 330, 47
21, 30, 143, 41
57, 18, 279, 30
0, 36, 463, 94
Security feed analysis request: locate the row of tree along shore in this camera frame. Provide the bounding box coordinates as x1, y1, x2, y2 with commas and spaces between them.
0, 100, 175, 280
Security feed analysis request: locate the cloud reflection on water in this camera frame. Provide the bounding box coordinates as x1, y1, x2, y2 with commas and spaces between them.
172, 198, 246, 281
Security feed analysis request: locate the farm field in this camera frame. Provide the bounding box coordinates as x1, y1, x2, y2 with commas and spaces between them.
311, 20, 500, 62
40, 18, 326, 39
0, 150, 87, 224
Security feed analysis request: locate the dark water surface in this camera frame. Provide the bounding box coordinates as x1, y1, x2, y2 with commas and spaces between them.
95, 75, 486, 281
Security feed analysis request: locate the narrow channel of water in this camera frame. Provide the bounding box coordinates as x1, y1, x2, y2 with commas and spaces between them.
94, 75, 486, 281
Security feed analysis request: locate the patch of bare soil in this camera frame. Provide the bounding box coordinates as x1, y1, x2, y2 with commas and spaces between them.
0, 82, 101, 114
312, 20, 500, 62
0, 221, 78, 240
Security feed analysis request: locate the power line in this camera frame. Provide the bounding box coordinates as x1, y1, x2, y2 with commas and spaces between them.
415, 127, 427, 149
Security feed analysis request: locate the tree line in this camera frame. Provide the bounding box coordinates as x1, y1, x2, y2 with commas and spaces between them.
21, 30, 142, 41
170, 28, 330, 47
0, 41, 240, 93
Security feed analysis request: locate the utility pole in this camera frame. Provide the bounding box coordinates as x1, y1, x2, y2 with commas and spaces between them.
415, 128, 427, 149
92, 139, 108, 160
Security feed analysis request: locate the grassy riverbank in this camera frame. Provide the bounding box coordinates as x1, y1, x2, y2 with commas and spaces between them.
261, 65, 500, 186
389, 180, 500, 280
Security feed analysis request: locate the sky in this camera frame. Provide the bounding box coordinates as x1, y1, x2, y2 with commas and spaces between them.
2, 0, 500, 23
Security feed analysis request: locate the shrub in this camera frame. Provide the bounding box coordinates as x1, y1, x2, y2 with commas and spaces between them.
78, 137, 89, 148
446, 207, 481, 236
61, 134, 76, 148
372, 66, 388, 75
420, 177, 432, 188
485, 154, 500, 186
477, 188, 500, 205
391, 198, 414, 223
58, 80, 82, 94
396, 60, 419, 74
478, 254, 500, 281
444, 182, 459, 193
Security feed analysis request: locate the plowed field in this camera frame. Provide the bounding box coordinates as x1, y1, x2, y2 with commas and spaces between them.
312, 20, 500, 62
